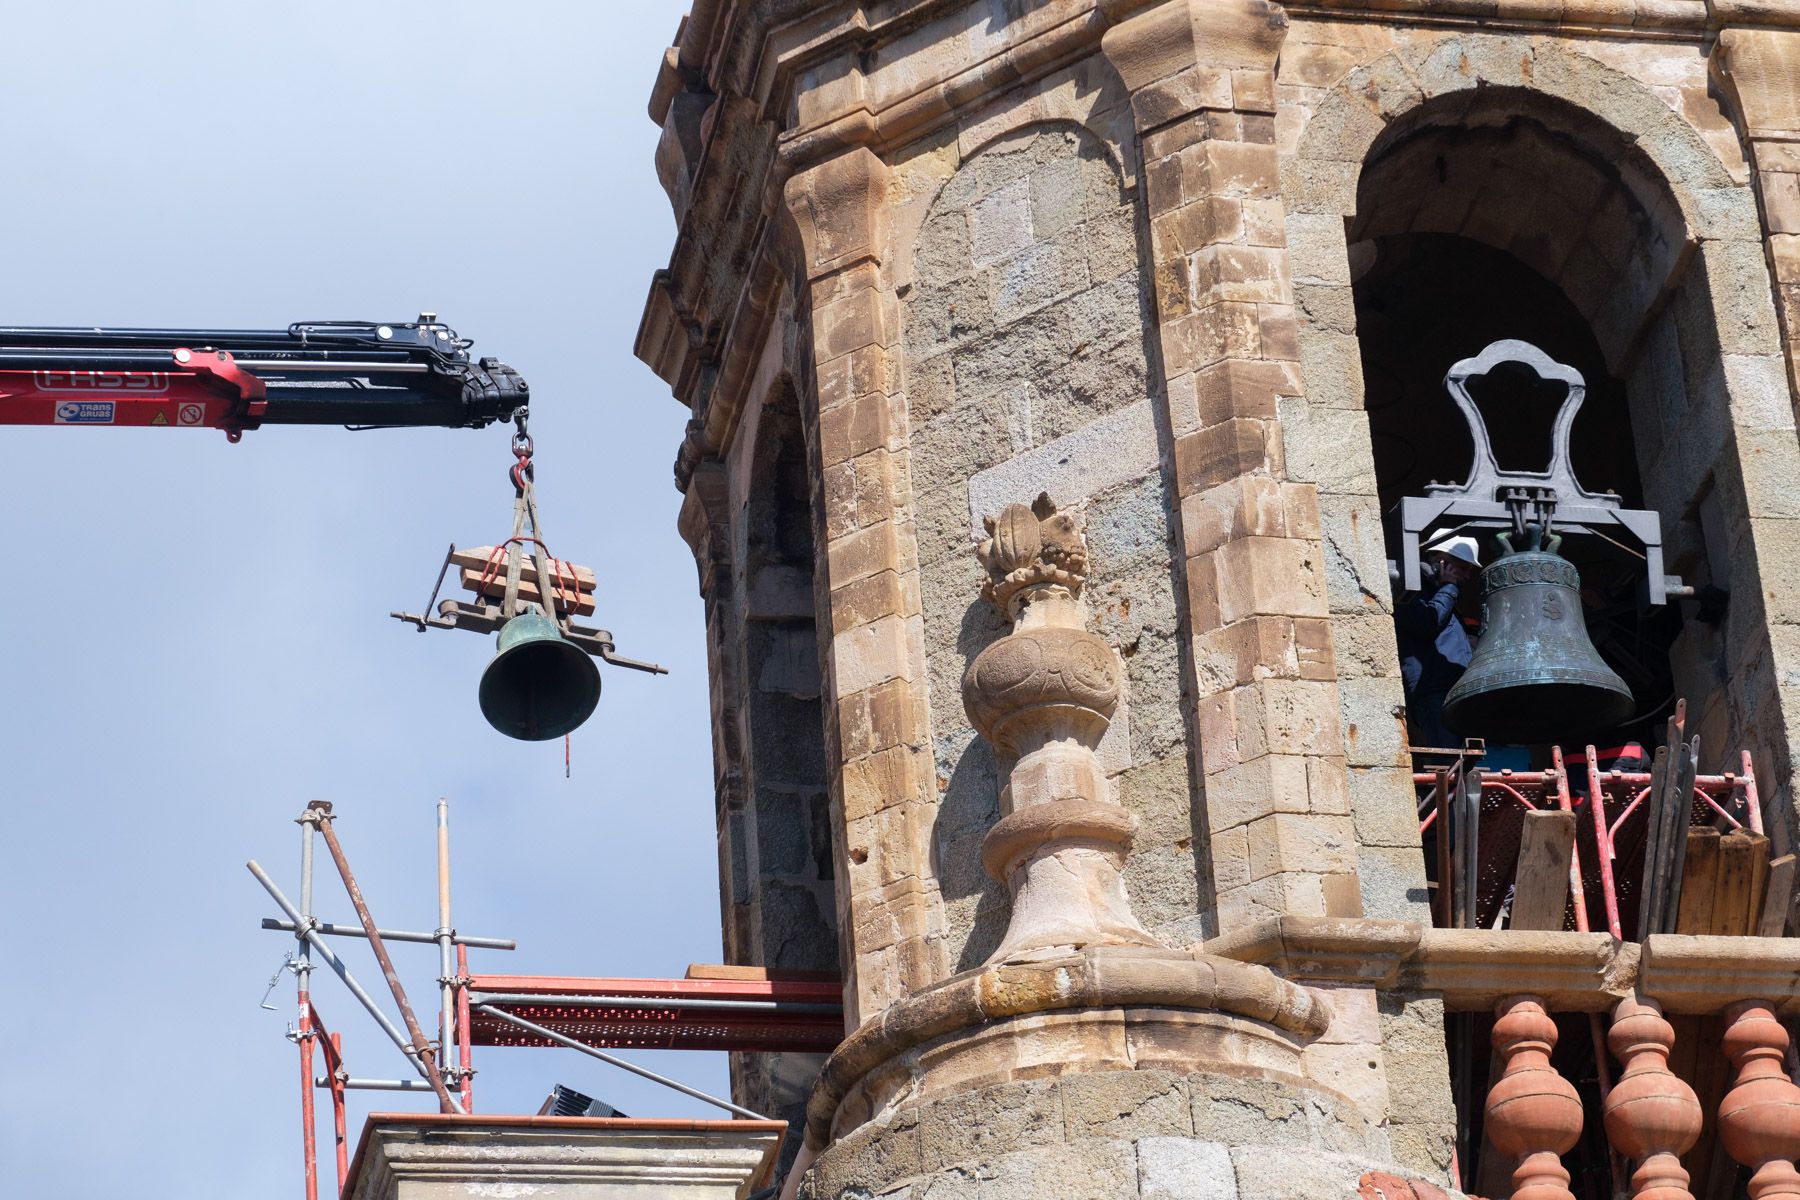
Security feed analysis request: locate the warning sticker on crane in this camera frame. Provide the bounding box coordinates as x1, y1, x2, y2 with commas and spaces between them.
176, 402, 205, 426
53, 401, 115, 424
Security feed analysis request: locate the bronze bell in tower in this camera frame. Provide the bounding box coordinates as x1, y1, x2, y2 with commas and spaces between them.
1442, 526, 1634, 744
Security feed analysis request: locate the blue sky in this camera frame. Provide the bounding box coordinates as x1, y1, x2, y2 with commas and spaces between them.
0, 4, 730, 1194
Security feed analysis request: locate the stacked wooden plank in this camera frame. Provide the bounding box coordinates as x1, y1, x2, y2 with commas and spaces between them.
453, 545, 597, 617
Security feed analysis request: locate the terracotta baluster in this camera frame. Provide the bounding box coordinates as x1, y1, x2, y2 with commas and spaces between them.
1603, 996, 1703, 1200
1486, 995, 1584, 1200
1718, 1001, 1800, 1200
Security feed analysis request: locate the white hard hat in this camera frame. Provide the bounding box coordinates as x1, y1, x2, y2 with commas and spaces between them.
1427, 535, 1480, 568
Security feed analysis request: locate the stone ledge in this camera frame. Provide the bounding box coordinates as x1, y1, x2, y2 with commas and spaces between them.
345, 1114, 787, 1200
1205, 916, 1800, 1014
800, 944, 1333, 1153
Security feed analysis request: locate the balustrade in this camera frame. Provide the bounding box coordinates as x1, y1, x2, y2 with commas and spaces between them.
1717, 1002, 1800, 1200
1603, 996, 1703, 1200
1486, 995, 1584, 1200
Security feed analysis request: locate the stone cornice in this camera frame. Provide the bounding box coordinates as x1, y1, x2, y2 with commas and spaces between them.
1206, 917, 1800, 1014
799, 944, 1332, 1151
344, 1114, 787, 1200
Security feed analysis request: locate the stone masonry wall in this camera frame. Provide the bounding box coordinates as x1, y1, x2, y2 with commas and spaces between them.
900, 117, 1207, 969
799, 1064, 1398, 1200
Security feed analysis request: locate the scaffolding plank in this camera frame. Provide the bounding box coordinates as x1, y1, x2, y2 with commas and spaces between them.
1509, 809, 1576, 931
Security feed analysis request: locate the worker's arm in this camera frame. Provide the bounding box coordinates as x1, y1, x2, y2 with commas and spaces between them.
0, 317, 526, 439
1396, 581, 1460, 638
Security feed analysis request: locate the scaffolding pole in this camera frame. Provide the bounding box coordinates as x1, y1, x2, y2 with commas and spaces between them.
248, 860, 436, 1082
312, 808, 460, 1114
436, 800, 458, 1102
297, 811, 319, 1200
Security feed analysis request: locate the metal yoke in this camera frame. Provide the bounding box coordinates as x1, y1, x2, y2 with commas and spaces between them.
1397, 339, 1680, 604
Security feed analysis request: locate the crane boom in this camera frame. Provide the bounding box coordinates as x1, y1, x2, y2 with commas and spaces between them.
0, 316, 527, 440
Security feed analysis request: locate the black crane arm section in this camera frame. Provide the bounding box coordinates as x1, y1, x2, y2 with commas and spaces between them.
0, 315, 526, 440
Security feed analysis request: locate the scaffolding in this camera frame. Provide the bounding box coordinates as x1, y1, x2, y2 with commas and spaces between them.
250, 800, 843, 1200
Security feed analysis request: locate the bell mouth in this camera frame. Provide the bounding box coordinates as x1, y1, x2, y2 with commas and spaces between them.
1442, 678, 1635, 745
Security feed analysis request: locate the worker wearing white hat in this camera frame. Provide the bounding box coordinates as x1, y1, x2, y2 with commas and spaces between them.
1396, 535, 1481, 757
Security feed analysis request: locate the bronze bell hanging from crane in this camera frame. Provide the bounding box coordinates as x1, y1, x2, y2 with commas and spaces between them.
392, 408, 666, 741
1396, 340, 1686, 745
1441, 524, 1634, 744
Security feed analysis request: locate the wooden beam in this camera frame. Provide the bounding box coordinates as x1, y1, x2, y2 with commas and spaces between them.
1675, 828, 1722, 935
683, 964, 840, 983
1758, 854, 1795, 937
1713, 830, 1769, 938
459, 568, 596, 616
1510, 809, 1578, 931
452, 546, 596, 587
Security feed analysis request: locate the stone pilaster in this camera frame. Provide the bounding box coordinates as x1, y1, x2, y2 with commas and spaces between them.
1706, 26, 1800, 870
679, 455, 755, 951
781, 147, 947, 1027
1101, 0, 1362, 931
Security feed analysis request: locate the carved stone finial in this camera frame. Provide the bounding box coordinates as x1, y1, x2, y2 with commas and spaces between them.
976, 493, 1089, 619
964, 495, 1156, 963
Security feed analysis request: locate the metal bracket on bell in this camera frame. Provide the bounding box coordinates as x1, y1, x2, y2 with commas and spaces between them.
1397, 339, 1680, 604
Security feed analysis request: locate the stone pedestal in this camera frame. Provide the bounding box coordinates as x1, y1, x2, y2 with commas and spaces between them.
344, 1114, 785, 1200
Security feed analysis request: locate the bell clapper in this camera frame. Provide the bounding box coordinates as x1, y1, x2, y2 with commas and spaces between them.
389, 405, 667, 742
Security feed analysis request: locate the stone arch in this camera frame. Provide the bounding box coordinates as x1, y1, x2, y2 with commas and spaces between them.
1280, 30, 1797, 915
886, 53, 1137, 296
723, 372, 839, 1150
899, 118, 1207, 966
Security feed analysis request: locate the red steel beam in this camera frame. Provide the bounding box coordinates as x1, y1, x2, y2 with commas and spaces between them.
467, 975, 844, 1055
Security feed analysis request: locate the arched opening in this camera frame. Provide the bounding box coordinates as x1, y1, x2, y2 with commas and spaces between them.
726, 378, 837, 1150
1346, 89, 1749, 1197
1353, 94, 1695, 768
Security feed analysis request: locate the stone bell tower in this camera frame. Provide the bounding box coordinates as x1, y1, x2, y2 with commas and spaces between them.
637, 0, 1800, 1197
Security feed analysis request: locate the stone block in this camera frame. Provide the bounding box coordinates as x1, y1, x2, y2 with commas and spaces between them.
1228, 1147, 1387, 1200
916, 1077, 1065, 1170
1213, 537, 1328, 622
969, 177, 1034, 268
1338, 677, 1407, 769
1313, 984, 1383, 1046
1247, 812, 1357, 880
964, 400, 1159, 540
1356, 844, 1430, 921
1301, 1041, 1389, 1120
832, 569, 909, 630
977, 1139, 1138, 1200
820, 388, 897, 468
1204, 752, 1310, 831
829, 521, 904, 588
1137, 1137, 1239, 1200
831, 614, 913, 698
1196, 358, 1303, 426
1348, 765, 1423, 848
1260, 677, 1345, 755
1061, 1069, 1194, 1140
1207, 821, 1250, 894
1279, 398, 1375, 495
1723, 353, 1797, 432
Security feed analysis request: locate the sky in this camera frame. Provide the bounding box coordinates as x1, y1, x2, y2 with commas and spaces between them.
0, 4, 727, 1195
